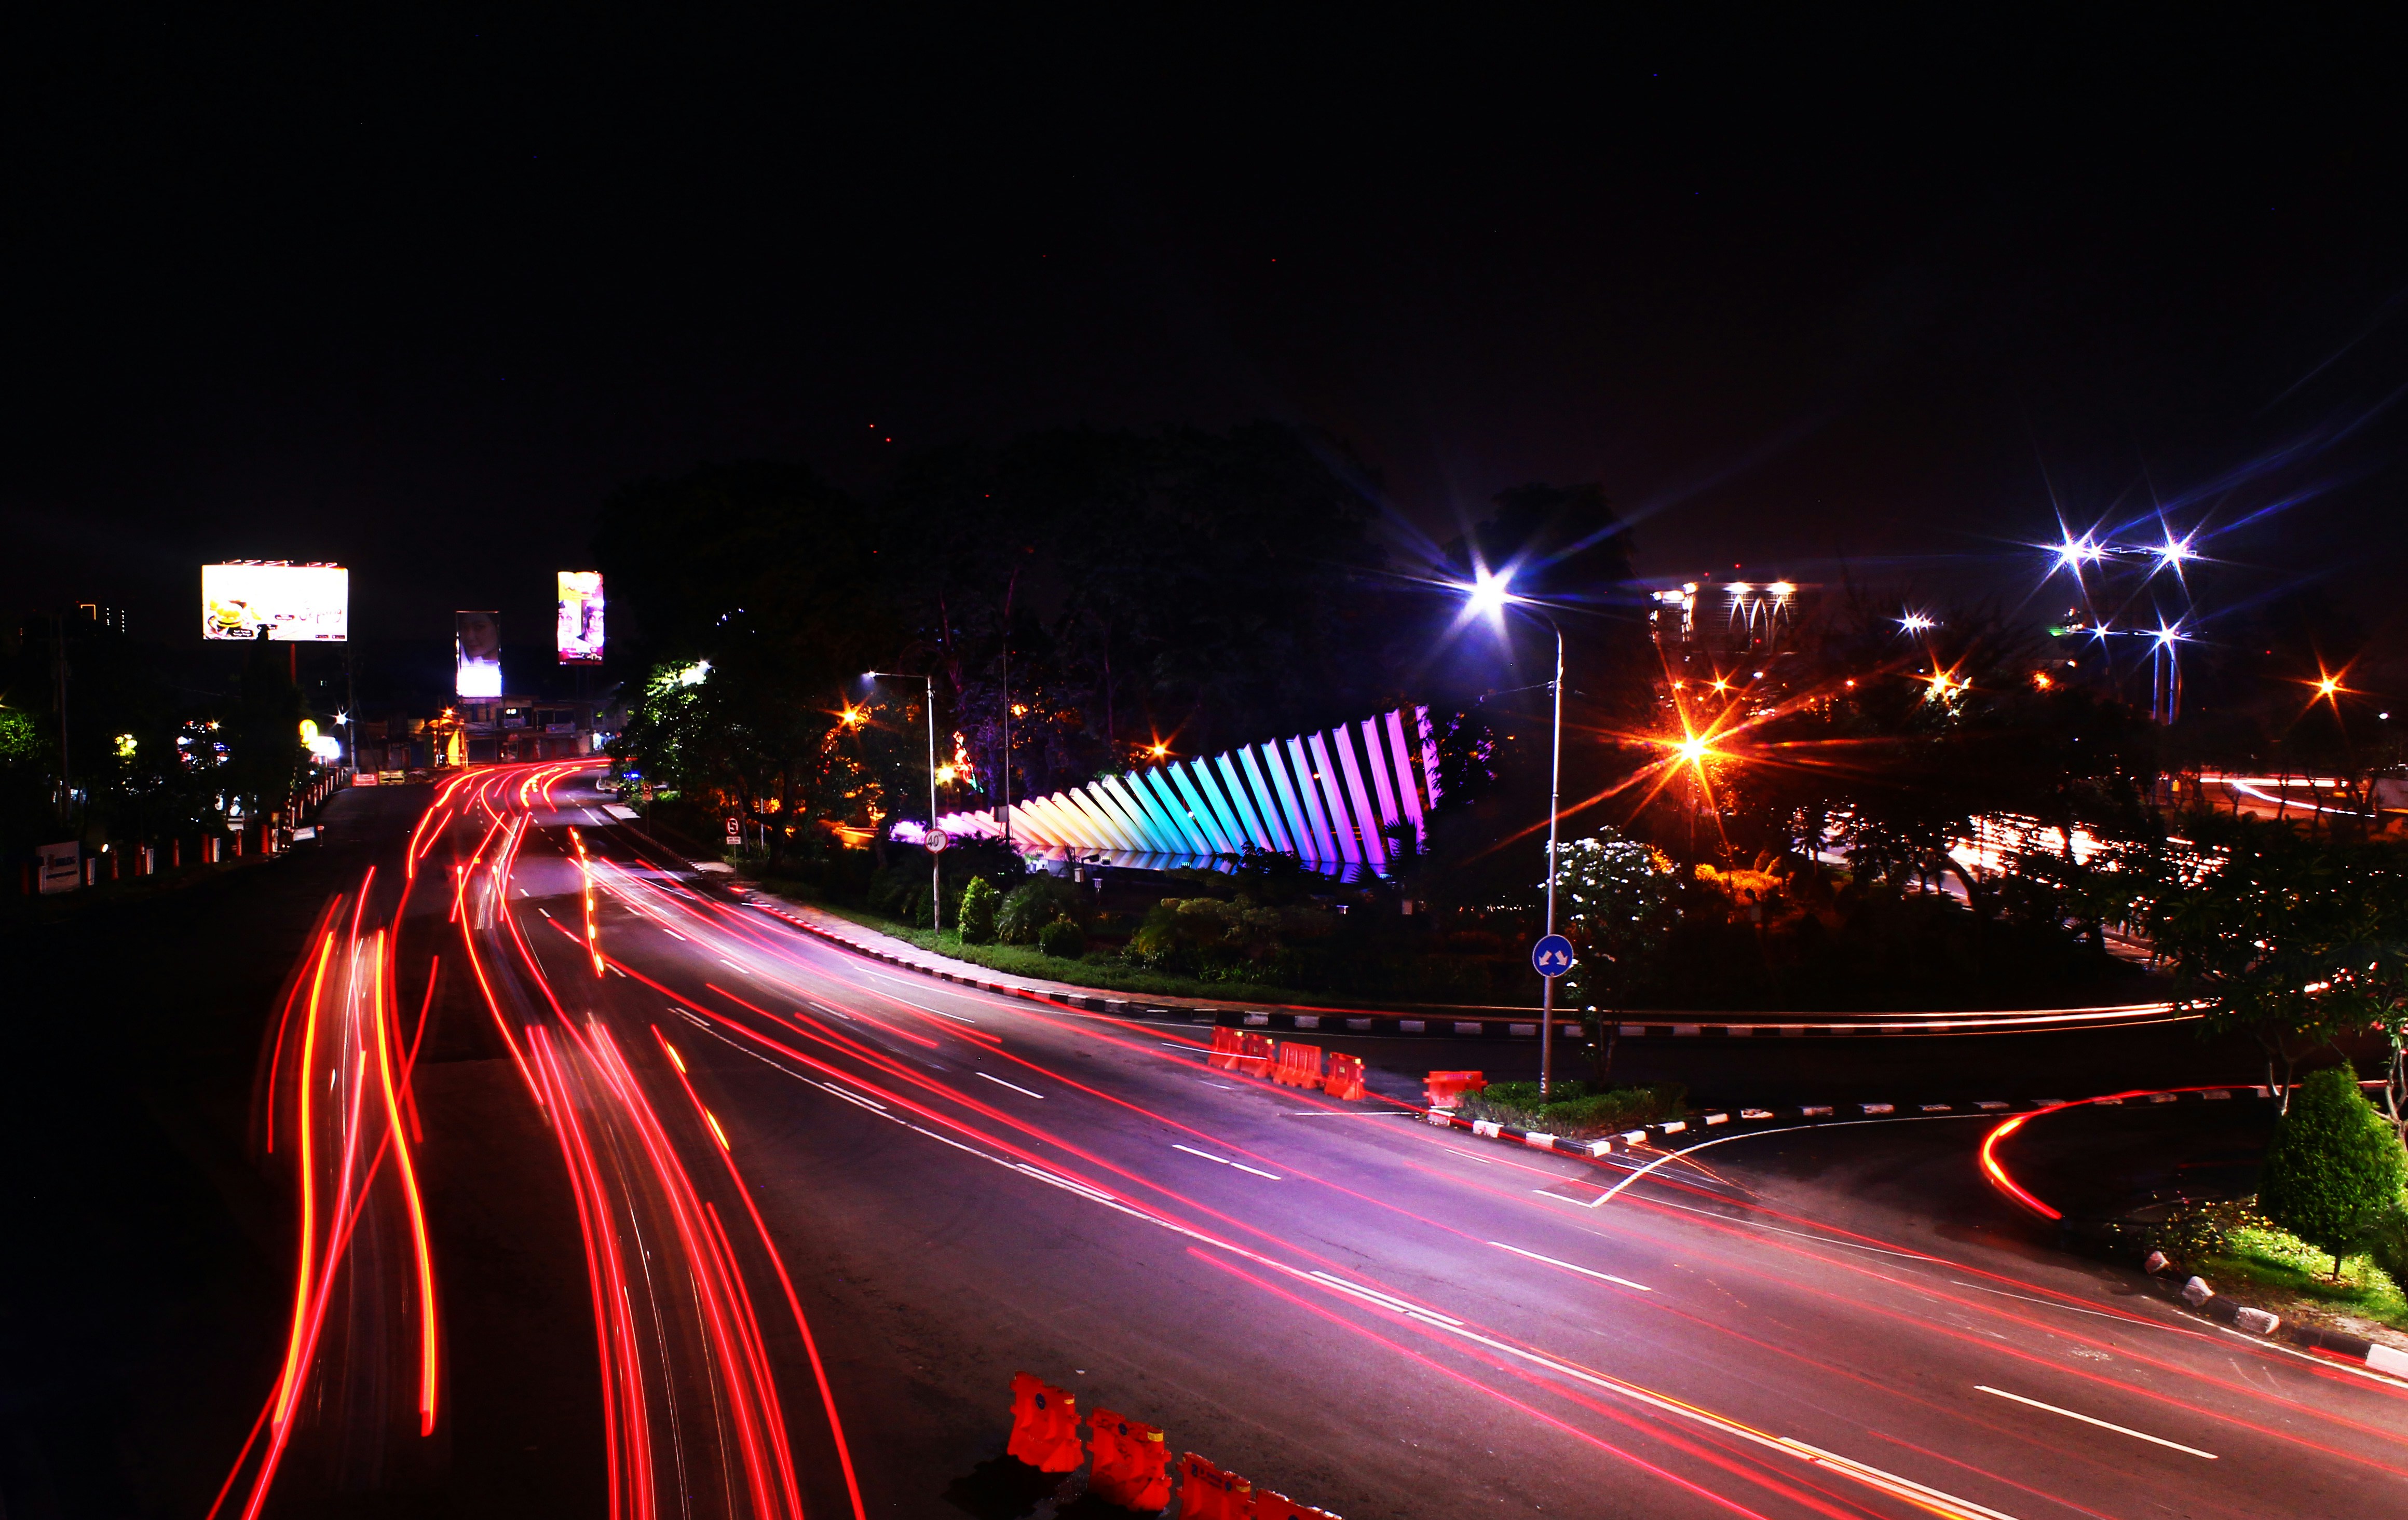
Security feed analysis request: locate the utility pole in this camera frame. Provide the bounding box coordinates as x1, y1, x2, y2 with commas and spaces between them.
52, 612, 72, 827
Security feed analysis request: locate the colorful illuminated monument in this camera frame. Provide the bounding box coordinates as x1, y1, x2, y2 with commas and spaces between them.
894, 706, 1440, 876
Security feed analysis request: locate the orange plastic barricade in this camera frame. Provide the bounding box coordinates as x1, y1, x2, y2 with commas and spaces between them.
1207, 1025, 1245, 1071
1087, 1407, 1172, 1511
1254, 1491, 1342, 1519
1177, 1453, 1254, 1518
1324, 1052, 1367, 1101
1233, 1032, 1278, 1079
1006, 1372, 1083, 1472
1271, 1041, 1324, 1089
1424, 1070, 1486, 1110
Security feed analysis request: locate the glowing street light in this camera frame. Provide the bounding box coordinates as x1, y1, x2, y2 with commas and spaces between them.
1899, 611, 1934, 633
1451, 573, 1568, 1097
1464, 567, 1514, 623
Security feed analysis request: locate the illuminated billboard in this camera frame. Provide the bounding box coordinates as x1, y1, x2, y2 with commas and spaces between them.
201, 563, 349, 641
556, 571, 605, 665
456, 611, 502, 697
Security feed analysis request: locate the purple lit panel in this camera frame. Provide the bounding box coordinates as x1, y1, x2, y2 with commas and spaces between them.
1303, 732, 1360, 865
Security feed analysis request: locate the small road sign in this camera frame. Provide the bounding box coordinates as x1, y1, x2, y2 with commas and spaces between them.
1531, 933, 1575, 978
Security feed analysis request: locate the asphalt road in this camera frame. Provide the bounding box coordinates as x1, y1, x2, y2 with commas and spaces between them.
184, 767, 2408, 1517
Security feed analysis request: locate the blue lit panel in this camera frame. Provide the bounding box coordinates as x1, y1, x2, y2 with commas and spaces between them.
1168, 765, 1233, 854
1240, 745, 1301, 854
1214, 753, 1274, 850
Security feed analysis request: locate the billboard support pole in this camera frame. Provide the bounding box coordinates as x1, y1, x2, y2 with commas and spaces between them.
52, 613, 71, 826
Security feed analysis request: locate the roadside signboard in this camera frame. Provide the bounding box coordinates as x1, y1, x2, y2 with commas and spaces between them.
1530, 933, 1575, 978
725, 816, 741, 843
923, 827, 948, 852
36, 842, 79, 894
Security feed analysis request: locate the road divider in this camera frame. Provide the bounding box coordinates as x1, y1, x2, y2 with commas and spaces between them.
1088, 1408, 1172, 1510
1324, 1052, 1367, 1101
1271, 1040, 1325, 1090
1007, 1373, 1083, 1472
1425, 1070, 1485, 1110
1001, 1377, 1341, 1516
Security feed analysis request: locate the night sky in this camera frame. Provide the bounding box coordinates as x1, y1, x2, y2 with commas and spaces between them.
7, 13, 2403, 658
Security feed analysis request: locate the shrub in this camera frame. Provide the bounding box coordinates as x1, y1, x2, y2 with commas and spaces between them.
958, 877, 1001, 944
2368, 1199, 2408, 1295
2260, 1067, 2408, 1277
1037, 916, 1087, 960
1459, 1081, 1686, 1137
999, 877, 1082, 943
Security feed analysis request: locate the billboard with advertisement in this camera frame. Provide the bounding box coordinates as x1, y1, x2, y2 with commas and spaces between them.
201, 563, 349, 641
456, 611, 502, 697
556, 571, 605, 665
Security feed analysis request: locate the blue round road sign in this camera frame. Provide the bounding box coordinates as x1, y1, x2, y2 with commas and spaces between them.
1531, 934, 1575, 977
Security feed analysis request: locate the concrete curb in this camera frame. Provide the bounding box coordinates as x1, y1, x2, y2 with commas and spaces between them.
1418, 1086, 2283, 1161
725, 891, 2173, 1039
2143, 1255, 2408, 1374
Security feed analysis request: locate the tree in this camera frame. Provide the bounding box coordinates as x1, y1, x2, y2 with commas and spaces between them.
2257, 1066, 2407, 1279
2147, 814, 2408, 1107
1550, 829, 1677, 1083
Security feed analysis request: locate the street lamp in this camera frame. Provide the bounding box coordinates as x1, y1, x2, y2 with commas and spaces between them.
865, 669, 944, 932
1456, 569, 1570, 1097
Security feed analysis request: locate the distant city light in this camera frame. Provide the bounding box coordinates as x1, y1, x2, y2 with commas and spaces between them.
1899, 612, 1934, 632
1676, 735, 1713, 764
2156, 536, 2192, 564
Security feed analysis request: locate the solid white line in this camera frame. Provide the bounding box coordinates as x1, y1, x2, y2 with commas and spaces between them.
1489, 1240, 1652, 1291
1974, 1386, 2216, 1459
1172, 1143, 1282, 1180
719, 958, 743, 971
1600, 1112, 1989, 1202
976, 1071, 1046, 1100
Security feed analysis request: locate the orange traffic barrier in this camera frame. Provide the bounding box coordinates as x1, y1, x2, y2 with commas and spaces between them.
1087, 1407, 1172, 1511
1424, 1070, 1486, 1109
1207, 1025, 1245, 1071
1324, 1052, 1367, 1101
1233, 1032, 1277, 1078
1006, 1372, 1083, 1472
1254, 1490, 1343, 1519
1271, 1041, 1324, 1089
1177, 1453, 1254, 1518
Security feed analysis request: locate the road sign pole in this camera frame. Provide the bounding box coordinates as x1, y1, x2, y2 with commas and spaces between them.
1542, 622, 1563, 1097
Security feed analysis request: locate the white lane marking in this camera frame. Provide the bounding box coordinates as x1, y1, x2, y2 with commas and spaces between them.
609, 965, 626, 977
719, 958, 743, 971
872, 991, 979, 1023
1599, 1112, 1989, 1202
1202, 1080, 1240, 1090
812, 1078, 891, 1113
675, 997, 2025, 1520
1308, 1271, 1465, 1325
1172, 1143, 1281, 1180
1489, 1241, 1653, 1292
977, 1072, 1046, 1100
1535, 1186, 1610, 1211
1975, 1386, 2216, 1459
663, 928, 688, 941
539, 908, 552, 918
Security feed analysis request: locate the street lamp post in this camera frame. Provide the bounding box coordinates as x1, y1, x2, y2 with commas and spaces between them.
865, 669, 944, 932
1461, 571, 1570, 1097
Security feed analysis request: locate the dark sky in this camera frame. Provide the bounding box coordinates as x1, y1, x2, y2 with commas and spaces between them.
7, 12, 2404, 656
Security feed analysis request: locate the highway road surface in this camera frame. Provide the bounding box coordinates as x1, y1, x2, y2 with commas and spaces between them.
211, 764, 2408, 1518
